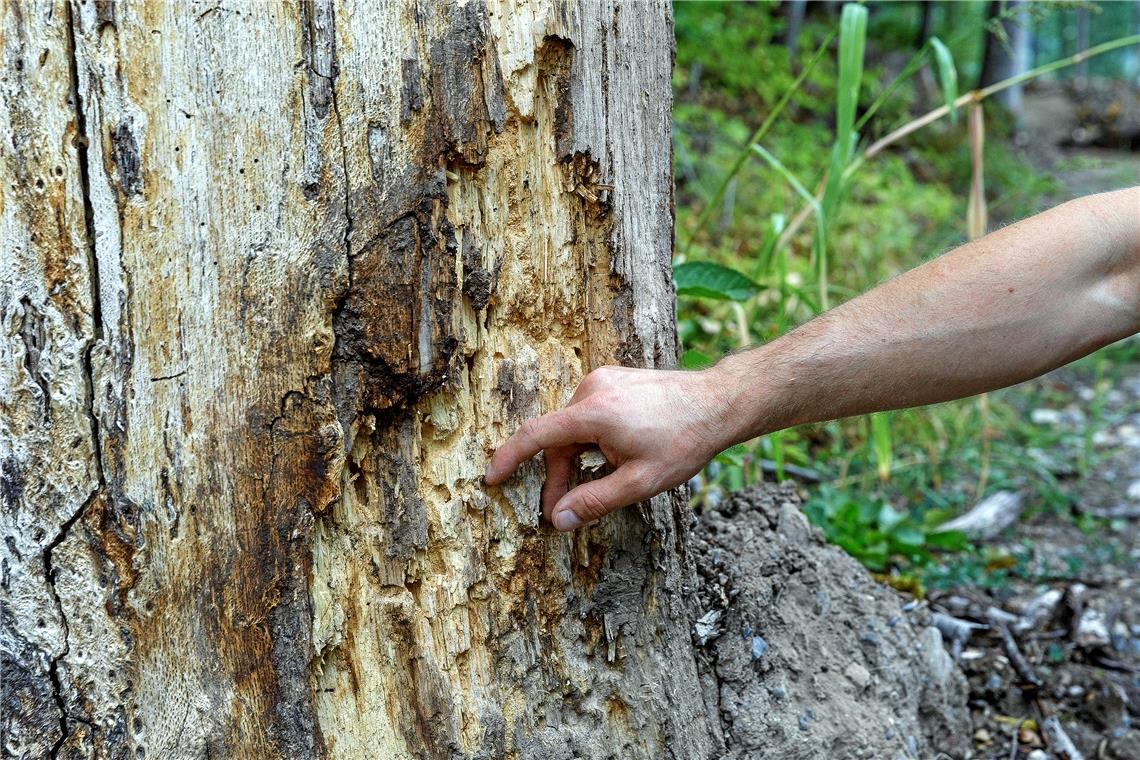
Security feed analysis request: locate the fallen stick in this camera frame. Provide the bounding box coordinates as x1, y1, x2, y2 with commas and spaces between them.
935, 491, 1024, 541
1041, 716, 1085, 760
999, 625, 1041, 689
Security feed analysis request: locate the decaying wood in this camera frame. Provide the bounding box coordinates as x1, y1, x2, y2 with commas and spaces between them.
934, 489, 1024, 540
2, 1, 716, 758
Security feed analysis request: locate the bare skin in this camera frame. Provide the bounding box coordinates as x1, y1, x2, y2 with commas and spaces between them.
484, 187, 1140, 531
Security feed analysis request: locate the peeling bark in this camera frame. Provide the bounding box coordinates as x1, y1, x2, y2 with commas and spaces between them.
2, 1, 707, 758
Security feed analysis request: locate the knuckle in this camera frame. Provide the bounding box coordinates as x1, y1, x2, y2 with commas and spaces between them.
629, 466, 660, 499
517, 418, 538, 439
576, 487, 611, 522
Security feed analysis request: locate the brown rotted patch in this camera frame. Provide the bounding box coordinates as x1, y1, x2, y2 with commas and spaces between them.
333, 200, 459, 418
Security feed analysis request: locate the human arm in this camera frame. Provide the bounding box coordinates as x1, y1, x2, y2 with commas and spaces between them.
484, 187, 1140, 531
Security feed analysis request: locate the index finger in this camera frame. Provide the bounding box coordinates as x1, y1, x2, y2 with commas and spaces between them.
484, 410, 592, 485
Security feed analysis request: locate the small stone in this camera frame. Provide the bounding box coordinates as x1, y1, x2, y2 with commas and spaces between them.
768, 685, 786, 699
884, 728, 896, 740
750, 635, 768, 661
973, 728, 992, 745
1128, 480, 1140, 501
1019, 726, 1042, 746
1076, 609, 1111, 649
1026, 750, 1047, 760
1031, 408, 1062, 425
844, 662, 871, 690
693, 609, 723, 646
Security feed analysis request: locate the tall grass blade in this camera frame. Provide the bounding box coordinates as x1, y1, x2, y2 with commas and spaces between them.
822, 3, 868, 215
966, 101, 991, 500
929, 37, 959, 124
754, 213, 787, 278
966, 103, 987, 240
871, 412, 893, 483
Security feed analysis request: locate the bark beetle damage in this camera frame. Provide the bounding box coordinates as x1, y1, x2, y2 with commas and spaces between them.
429, 2, 505, 166
109, 121, 141, 197
383, 605, 461, 756
18, 297, 53, 423
460, 231, 496, 312
202, 386, 342, 758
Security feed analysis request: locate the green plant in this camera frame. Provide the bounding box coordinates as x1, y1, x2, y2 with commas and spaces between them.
803, 486, 970, 573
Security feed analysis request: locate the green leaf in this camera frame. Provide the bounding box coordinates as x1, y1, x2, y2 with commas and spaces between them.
929, 37, 959, 124
877, 504, 906, 533
674, 261, 760, 301
925, 529, 970, 552
681, 348, 714, 369
892, 526, 926, 550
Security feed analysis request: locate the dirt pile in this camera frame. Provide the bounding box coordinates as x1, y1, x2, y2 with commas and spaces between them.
690, 483, 970, 759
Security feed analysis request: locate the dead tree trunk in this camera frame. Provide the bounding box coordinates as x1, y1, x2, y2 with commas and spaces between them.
2, 1, 717, 758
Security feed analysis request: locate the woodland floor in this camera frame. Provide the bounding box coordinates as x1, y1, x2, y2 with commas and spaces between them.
934, 364, 1140, 760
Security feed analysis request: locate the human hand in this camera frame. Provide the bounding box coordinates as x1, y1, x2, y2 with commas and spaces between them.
483, 365, 732, 531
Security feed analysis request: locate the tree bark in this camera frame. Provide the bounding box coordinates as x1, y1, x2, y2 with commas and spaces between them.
2, 1, 717, 758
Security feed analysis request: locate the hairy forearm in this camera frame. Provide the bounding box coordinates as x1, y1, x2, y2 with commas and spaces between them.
710, 187, 1140, 445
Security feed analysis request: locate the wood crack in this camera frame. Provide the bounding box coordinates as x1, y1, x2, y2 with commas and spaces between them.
41, 6, 110, 756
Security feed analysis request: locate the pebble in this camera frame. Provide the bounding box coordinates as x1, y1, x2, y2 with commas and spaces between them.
1128, 480, 1140, 501
1076, 608, 1111, 649
751, 635, 768, 661
1026, 751, 1047, 760
844, 662, 871, 690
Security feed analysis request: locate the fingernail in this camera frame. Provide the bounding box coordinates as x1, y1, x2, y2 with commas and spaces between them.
483, 464, 494, 484
552, 509, 583, 531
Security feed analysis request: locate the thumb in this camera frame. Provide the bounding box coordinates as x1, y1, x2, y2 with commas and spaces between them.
550, 464, 656, 531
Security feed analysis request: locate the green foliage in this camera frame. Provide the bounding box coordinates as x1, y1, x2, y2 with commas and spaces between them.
803, 486, 970, 572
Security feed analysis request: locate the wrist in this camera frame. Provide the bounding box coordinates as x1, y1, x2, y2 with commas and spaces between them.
699, 348, 788, 447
